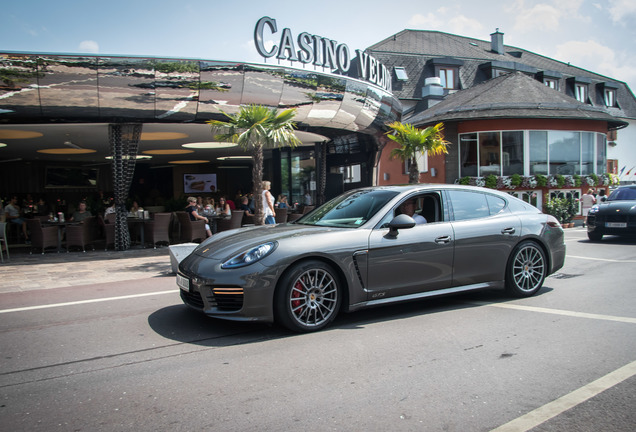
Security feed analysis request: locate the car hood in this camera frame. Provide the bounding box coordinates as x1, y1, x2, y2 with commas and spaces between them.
598, 201, 636, 213
190, 223, 354, 260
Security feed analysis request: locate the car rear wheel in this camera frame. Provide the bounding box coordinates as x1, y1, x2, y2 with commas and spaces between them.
587, 231, 603, 241
506, 241, 546, 297
275, 260, 341, 332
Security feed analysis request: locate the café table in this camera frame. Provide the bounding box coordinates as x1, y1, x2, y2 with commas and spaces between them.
126, 216, 148, 248
42, 220, 81, 252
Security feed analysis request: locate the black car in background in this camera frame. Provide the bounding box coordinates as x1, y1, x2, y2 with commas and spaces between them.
587, 185, 636, 241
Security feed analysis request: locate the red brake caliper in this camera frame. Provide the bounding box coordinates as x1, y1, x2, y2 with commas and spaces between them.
291, 281, 304, 315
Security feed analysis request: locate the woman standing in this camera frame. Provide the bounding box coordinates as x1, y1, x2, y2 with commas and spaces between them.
262, 181, 276, 224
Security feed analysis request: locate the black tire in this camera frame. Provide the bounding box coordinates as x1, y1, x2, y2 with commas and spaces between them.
587, 231, 603, 241
275, 260, 341, 332
505, 241, 546, 297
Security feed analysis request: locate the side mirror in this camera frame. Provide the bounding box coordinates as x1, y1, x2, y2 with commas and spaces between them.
387, 214, 416, 238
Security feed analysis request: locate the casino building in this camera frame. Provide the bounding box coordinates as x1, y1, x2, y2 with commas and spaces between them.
2, 20, 634, 221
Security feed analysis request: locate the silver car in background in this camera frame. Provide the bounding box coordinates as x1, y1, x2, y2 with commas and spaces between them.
178, 185, 566, 332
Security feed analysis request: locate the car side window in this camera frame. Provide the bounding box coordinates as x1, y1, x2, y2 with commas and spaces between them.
448, 190, 489, 221
486, 194, 506, 215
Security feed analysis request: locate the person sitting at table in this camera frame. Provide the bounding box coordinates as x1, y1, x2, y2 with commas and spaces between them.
4, 196, 30, 243
104, 199, 116, 219
69, 201, 93, 222
277, 194, 289, 209
130, 201, 140, 214
239, 195, 254, 216
216, 196, 231, 217
186, 197, 212, 237
201, 197, 216, 218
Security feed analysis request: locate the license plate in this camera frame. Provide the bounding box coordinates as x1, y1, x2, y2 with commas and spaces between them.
177, 274, 190, 292
606, 222, 627, 228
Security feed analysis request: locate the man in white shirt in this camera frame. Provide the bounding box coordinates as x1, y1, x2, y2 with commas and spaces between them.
399, 199, 427, 224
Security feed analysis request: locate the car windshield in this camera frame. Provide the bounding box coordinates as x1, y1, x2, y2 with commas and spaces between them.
296, 189, 399, 228
608, 188, 636, 201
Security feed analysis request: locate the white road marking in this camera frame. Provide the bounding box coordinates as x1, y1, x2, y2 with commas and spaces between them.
471, 302, 636, 324
567, 254, 636, 263
0, 290, 177, 314
491, 360, 636, 432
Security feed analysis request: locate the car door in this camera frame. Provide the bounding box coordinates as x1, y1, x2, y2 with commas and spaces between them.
447, 190, 520, 286
365, 192, 454, 300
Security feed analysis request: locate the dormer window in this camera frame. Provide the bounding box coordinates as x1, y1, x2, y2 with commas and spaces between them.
427, 57, 464, 91
536, 70, 562, 91
575, 84, 587, 103
566, 76, 591, 104
439, 68, 455, 89
604, 88, 616, 107
394, 66, 408, 81
598, 82, 619, 108
544, 78, 558, 90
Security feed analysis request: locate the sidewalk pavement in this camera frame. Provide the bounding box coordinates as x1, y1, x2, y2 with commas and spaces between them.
0, 245, 174, 294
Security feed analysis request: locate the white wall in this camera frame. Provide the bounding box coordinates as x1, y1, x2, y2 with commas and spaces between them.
610, 119, 636, 184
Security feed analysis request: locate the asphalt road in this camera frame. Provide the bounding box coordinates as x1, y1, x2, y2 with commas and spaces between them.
1, 228, 635, 431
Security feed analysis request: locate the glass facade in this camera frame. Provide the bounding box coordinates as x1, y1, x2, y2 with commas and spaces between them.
460, 130, 607, 177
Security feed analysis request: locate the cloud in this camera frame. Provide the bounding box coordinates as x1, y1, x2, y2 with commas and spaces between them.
407, 9, 483, 37
608, 0, 636, 23
513, 3, 562, 32
554, 40, 636, 89
79, 40, 99, 54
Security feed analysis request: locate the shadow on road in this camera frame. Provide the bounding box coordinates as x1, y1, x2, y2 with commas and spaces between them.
148, 287, 553, 345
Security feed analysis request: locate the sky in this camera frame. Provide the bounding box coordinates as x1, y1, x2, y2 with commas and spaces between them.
2, 0, 636, 93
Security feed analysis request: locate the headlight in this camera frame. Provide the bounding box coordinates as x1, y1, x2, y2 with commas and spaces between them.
221, 242, 277, 269
588, 205, 600, 214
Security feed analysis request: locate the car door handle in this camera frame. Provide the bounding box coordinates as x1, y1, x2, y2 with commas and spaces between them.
501, 227, 516, 235
435, 235, 452, 244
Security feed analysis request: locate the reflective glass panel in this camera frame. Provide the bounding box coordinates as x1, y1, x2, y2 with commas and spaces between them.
459, 133, 478, 177
581, 132, 594, 175
479, 132, 501, 176
529, 131, 548, 175
549, 131, 579, 175
501, 131, 523, 176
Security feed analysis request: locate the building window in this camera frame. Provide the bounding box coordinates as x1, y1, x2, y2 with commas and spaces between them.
461, 130, 607, 179
544, 78, 558, 90
394, 67, 408, 81
336, 164, 361, 183
529, 131, 548, 175
604, 89, 616, 107
439, 68, 456, 89
575, 84, 587, 103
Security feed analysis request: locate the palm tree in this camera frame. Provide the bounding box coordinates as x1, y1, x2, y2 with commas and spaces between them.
386, 122, 449, 184
208, 105, 301, 224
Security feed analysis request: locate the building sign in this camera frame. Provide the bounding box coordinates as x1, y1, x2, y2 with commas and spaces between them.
254, 16, 391, 92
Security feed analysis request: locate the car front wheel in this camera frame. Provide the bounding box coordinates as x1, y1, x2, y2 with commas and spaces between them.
506, 241, 546, 297
275, 260, 341, 332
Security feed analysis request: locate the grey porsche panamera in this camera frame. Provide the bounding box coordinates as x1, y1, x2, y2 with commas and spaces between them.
177, 184, 566, 332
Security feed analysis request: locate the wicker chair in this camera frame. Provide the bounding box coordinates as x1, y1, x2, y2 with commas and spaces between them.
216, 210, 244, 233
0, 222, 9, 262
66, 216, 96, 252
274, 207, 288, 223
144, 212, 172, 248
176, 211, 206, 243
26, 218, 58, 254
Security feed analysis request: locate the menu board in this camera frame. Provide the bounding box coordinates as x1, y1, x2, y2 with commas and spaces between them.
184, 173, 217, 193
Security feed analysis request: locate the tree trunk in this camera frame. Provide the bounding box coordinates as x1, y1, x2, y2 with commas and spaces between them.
252, 143, 265, 225
408, 157, 420, 184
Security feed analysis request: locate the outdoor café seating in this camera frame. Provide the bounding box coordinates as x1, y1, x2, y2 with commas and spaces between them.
143, 212, 171, 248
26, 218, 58, 254
176, 211, 206, 243
66, 216, 96, 252
216, 210, 244, 233
274, 207, 288, 223
0, 222, 9, 262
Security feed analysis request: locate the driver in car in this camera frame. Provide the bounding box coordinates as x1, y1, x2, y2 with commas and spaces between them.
399, 199, 427, 224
